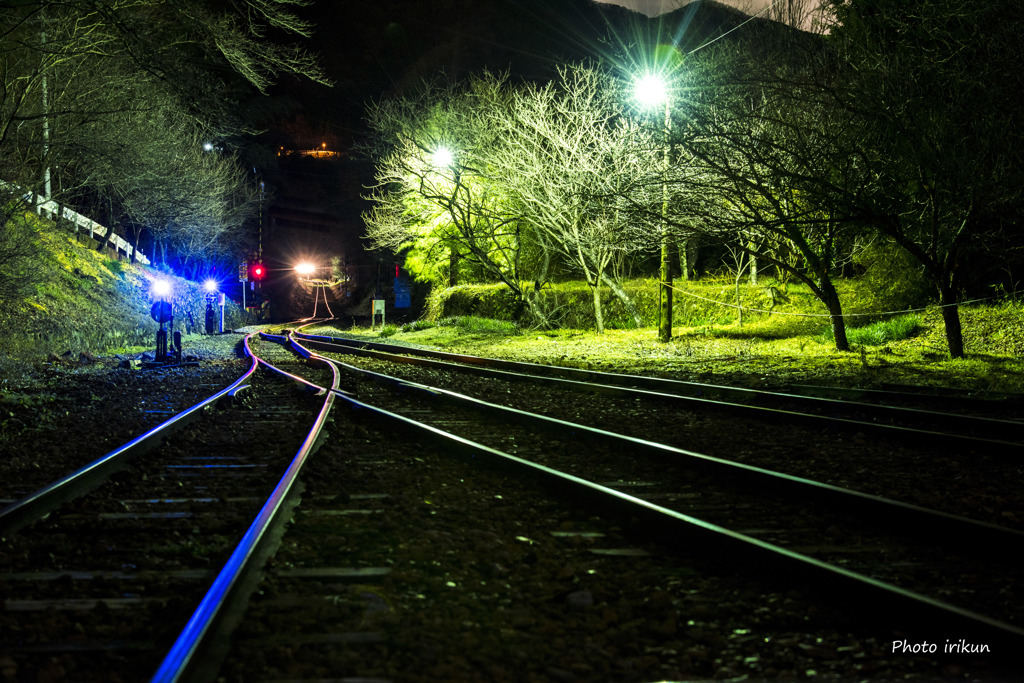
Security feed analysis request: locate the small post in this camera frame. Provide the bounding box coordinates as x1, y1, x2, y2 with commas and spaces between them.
156, 324, 167, 362
372, 299, 385, 329
205, 298, 216, 335
173, 331, 182, 364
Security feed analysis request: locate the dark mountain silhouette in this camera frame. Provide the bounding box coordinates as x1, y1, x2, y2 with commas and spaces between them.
290, 0, 769, 140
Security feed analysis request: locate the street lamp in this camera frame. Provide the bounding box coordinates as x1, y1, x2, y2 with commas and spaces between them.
150, 279, 174, 361
203, 279, 220, 334
634, 72, 673, 343
430, 146, 461, 287
432, 146, 454, 168
294, 262, 316, 280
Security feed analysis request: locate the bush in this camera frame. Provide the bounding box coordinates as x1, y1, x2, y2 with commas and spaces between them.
824, 314, 923, 346
105, 258, 125, 277
432, 315, 519, 336
849, 243, 933, 316
399, 319, 436, 333
426, 284, 525, 322
378, 323, 399, 338
425, 279, 798, 331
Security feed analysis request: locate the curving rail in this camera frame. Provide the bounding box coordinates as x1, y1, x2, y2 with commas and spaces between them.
4, 321, 1021, 680
274, 332, 1024, 657
151, 329, 342, 682
1, 326, 341, 682
0, 349, 259, 536
293, 331, 1024, 453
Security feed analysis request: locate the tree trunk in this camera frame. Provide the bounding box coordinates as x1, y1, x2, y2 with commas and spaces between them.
678, 237, 690, 282
599, 272, 644, 328
659, 233, 672, 342
821, 278, 849, 351
97, 223, 115, 253
734, 272, 743, 328
448, 248, 459, 287
591, 283, 605, 333
939, 286, 965, 358
131, 230, 141, 264
678, 235, 700, 281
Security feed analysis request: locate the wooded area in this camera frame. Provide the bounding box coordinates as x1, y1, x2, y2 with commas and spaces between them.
363, 0, 1024, 357
0, 0, 326, 302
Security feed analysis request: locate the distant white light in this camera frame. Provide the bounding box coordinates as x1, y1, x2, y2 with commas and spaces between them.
432, 146, 453, 168
294, 262, 316, 276
203, 142, 214, 152
634, 73, 668, 108
203, 279, 219, 293
153, 279, 172, 298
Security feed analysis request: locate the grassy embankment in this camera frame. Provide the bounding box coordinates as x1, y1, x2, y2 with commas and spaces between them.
326, 279, 1024, 393
3, 210, 1021, 392
0, 211, 251, 376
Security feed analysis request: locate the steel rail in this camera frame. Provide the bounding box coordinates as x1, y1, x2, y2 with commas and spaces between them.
0, 349, 258, 536
294, 333, 1024, 455
312, 372, 1024, 655
791, 382, 1024, 406
150, 332, 341, 683
299, 345, 1024, 559
301, 331, 1024, 421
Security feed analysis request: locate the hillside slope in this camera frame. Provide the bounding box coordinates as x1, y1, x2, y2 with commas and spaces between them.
0, 214, 249, 369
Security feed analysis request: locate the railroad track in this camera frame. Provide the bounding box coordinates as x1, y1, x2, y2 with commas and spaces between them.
0, 333, 337, 682
293, 329, 1024, 528
293, 330, 1024, 449
233, 327, 1023, 679
2, 323, 1021, 681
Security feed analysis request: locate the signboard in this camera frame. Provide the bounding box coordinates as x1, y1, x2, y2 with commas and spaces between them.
239, 261, 248, 282
394, 276, 411, 309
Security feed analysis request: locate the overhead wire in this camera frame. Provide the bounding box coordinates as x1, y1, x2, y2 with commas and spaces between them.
685, 0, 781, 56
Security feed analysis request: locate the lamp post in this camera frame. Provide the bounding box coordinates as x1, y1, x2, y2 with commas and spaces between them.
203, 279, 220, 334
151, 279, 173, 362
635, 73, 673, 343
431, 146, 460, 287
432, 146, 454, 168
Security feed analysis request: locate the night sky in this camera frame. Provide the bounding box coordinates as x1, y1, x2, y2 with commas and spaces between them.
283, 0, 764, 149
259, 0, 770, 306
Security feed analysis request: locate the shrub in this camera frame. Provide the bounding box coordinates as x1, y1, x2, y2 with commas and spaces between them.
427, 284, 525, 322
849, 243, 933, 316
399, 319, 436, 333
430, 315, 519, 336
378, 323, 399, 338
105, 258, 125, 277
824, 314, 923, 346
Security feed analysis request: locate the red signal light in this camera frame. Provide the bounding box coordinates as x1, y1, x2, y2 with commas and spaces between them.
251, 263, 265, 280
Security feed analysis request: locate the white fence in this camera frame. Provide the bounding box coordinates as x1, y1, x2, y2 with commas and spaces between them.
2, 182, 150, 265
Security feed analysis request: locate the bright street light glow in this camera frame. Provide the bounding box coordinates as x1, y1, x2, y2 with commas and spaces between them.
203, 142, 214, 152
432, 146, 453, 168
153, 279, 172, 298
294, 263, 316, 276
203, 279, 219, 293
634, 73, 668, 108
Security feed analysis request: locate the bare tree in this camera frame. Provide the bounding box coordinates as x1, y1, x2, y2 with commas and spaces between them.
805, 0, 1024, 357
620, 36, 864, 351
363, 74, 547, 321
491, 65, 651, 331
